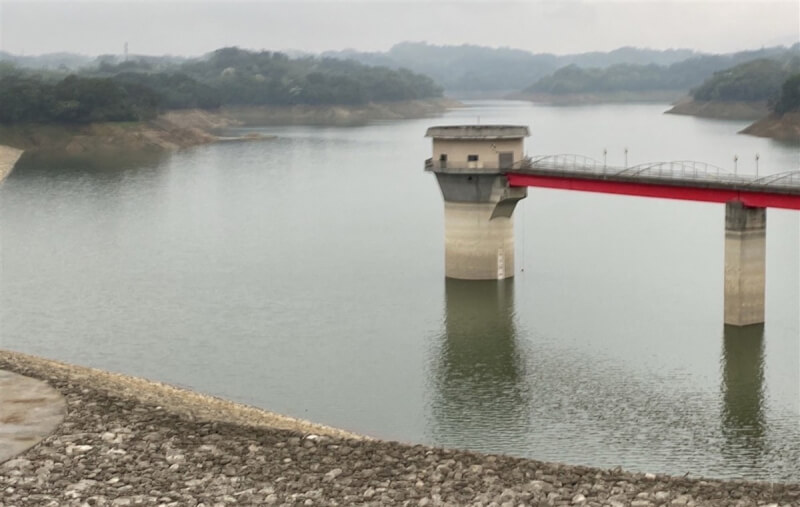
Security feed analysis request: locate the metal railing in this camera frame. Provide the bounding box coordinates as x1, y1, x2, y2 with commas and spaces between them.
424, 157, 532, 173
425, 154, 800, 193
518, 155, 800, 193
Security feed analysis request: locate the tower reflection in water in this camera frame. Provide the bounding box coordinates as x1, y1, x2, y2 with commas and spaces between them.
428, 278, 531, 451
720, 324, 765, 468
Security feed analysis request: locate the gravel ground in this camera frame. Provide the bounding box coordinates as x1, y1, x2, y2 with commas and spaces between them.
0, 349, 797, 507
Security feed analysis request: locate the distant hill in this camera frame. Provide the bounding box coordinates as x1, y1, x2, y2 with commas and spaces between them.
323, 42, 800, 100
0, 51, 93, 71
557, 46, 698, 68
741, 73, 800, 141
666, 48, 800, 120
324, 42, 559, 95
322, 42, 702, 95
692, 55, 800, 103
520, 44, 800, 103
0, 47, 444, 126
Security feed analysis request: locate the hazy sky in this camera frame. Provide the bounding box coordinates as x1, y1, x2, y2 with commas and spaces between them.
0, 1, 797, 57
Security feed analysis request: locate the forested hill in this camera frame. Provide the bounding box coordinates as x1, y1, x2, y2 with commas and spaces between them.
322, 42, 699, 94
522, 45, 800, 97
775, 73, 800, 114
691, 56, 800, 103
0, 47, 443, 124
177, 47, 442, 105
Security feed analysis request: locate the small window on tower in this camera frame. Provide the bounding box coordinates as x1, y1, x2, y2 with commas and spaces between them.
467, 154, 479, 161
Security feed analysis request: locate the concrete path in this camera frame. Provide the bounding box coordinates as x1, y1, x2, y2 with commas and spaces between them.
0, 369, 66, 463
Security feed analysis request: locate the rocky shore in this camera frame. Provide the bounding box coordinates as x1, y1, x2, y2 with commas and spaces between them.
0, 350, 797, 506
740, 112, 800, 142
664, 100, 769, 121
222, 98, 459, 127
511, 91, 683, 106
0, 99, 458, 158
0, 145, 24, 181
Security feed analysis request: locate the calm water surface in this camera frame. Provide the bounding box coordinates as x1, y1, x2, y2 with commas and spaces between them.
1, 101, 798, 481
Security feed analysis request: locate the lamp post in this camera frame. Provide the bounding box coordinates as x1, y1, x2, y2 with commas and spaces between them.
624, 147, 628, 168
734, 155, 738, 175
755, 153, 760, 178
603, 148, 607, 170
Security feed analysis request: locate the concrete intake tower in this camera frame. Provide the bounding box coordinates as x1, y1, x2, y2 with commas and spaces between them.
425, 125, 529, 280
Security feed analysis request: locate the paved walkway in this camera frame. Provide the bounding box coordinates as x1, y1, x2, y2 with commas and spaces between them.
0, 369, 66, 463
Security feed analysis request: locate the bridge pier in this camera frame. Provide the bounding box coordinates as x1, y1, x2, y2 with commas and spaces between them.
426, 126, 530, 280
725, 201, 766, 326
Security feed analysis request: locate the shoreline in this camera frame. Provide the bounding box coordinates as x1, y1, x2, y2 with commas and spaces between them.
0, 98, 459, 158
509, 90, 684, 105
740, 112, 800, 142
0, 145, 24, 181
1, 349, 797, 506
664, 99, 769, 121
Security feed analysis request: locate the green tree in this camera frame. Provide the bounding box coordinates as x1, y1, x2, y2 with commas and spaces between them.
774, 73, 800, 114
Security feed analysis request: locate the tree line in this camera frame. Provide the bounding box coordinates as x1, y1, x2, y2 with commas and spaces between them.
0, 75, 158, 124
691, 57, 800, 104
774, 73, 800, 114
0, 47, 443, 125
523, 47, 800, 96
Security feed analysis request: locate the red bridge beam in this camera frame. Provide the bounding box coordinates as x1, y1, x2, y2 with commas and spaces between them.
506, 173, 800, 211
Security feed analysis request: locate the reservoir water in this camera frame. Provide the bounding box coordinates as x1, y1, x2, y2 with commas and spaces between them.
1, 101, 798, 481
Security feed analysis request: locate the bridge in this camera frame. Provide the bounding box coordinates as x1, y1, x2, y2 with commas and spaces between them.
424, 125, 799, 327
507, 155, 800, 210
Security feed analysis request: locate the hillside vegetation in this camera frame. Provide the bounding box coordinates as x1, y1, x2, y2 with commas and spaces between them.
775, 73, 800, 114
0, 75, 159, 124
691, 57, 800, 103
520, 46, 800, 100
0, 47, 443, 125
665, 52, 800, 120
740, 73, 800, 141
323, 42, 700, 94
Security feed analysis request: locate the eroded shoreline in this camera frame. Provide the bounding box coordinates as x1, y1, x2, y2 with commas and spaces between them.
0, 349, 797, 506
0, 99, 458, 158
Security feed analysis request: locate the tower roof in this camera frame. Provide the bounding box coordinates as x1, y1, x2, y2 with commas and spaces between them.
425, 125, 529, 140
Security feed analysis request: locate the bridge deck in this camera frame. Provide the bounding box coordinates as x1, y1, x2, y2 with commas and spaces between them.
508, 165, 800, 210
424, 156, 800, 211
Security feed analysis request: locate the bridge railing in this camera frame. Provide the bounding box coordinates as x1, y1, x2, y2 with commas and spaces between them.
426, 154, 800, 192
424, 158, 534, 172
521, 156, 800, 191
615, 160, 740, 182
752, 170, 800, 189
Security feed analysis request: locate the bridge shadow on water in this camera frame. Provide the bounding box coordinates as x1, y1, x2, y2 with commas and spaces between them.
427, 278, 532, 451
720, 324, 766, 469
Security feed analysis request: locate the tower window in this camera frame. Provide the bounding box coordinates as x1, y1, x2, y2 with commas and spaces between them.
467, 154, 479, 161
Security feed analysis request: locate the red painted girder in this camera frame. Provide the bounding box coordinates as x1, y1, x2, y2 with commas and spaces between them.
506, 173, 800, 211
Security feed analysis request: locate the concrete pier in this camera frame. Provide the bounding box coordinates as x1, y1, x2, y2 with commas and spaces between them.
426, 126, 529, 280
724, 201, 766, 326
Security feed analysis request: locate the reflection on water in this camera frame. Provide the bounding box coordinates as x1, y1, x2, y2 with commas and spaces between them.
14, 150, 168, 179
720, 324, 765, 469
429, 279, 531, 451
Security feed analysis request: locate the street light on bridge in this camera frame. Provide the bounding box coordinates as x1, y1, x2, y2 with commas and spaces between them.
755, 153, 760, 178
734, 155, 738, 175
624, 147, 628, 168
